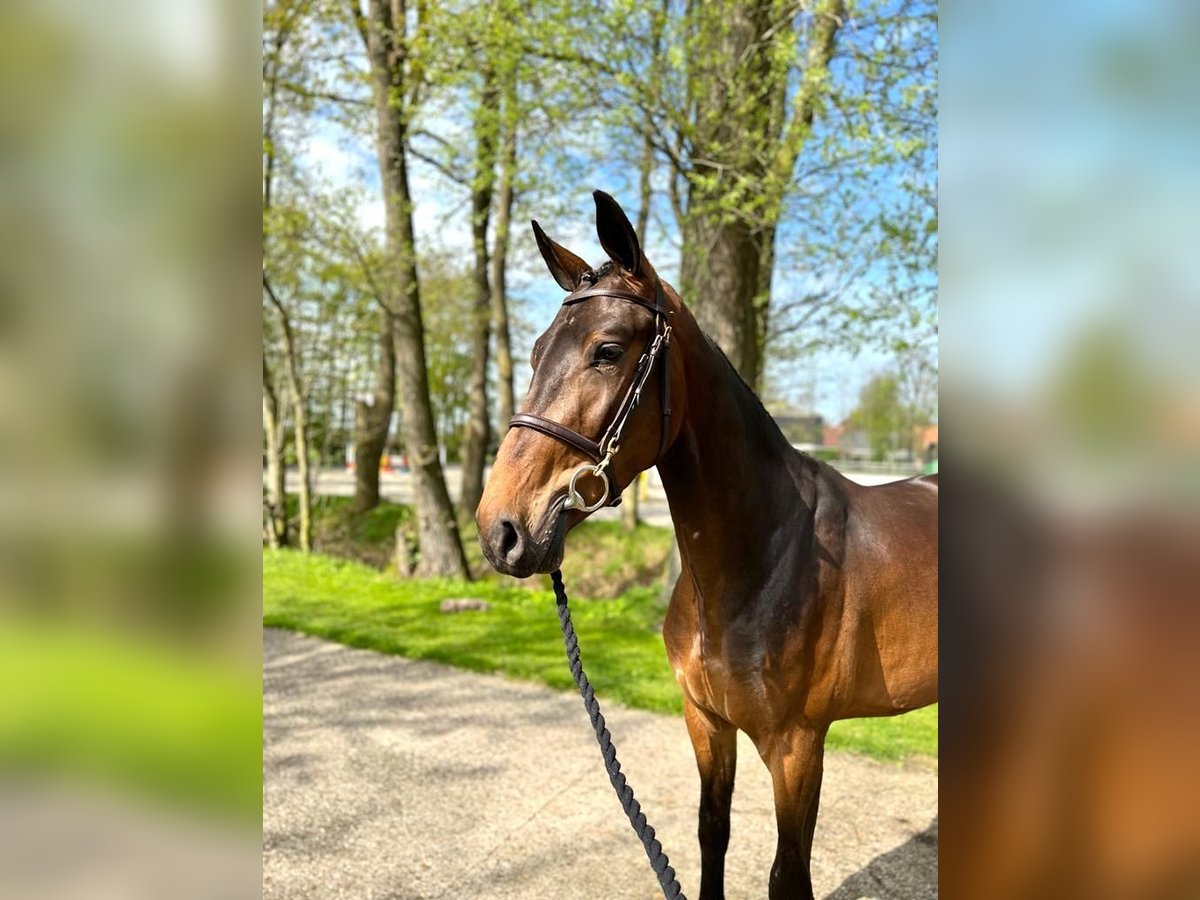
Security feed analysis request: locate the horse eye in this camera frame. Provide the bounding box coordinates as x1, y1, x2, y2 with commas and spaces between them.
594, 343, 623, 365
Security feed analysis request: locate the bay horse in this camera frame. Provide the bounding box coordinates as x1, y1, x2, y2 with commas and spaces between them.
476, 191, 938, 899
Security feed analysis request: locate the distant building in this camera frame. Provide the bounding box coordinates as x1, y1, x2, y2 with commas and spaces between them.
821, 423, 843, 448
916, 424, 938, 453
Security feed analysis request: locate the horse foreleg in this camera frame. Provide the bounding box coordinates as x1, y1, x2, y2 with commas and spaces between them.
763, 724, 828, 900
684, 699, 737, 900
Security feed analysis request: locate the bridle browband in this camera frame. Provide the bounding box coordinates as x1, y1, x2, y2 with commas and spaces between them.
508, 277, 673, 514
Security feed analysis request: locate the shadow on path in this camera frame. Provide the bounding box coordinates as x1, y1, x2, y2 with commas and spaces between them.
825, 818, 938, 900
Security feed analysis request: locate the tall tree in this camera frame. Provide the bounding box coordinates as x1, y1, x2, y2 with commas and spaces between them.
262, 355, 288, 547
411, 0, 530, 519
351, 0, 469, 577
521, 0, 841, 384
262, 0, 295, 545
458, 64, 499, 521
620, 125, 658, 531
677, 0, 845, 385
341, 0, 396, 515
490, 54, 520, 433
352, 308, 395, 510
264, 274, 314, 551
533, 0, 934, 383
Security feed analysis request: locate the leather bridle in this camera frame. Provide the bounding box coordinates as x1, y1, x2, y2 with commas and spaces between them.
508, 277, 673, 514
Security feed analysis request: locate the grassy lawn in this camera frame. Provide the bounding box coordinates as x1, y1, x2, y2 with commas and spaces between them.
264, 549, 937, 761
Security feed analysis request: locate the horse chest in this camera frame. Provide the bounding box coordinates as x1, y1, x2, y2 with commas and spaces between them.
667, 627, 770, 728
665, 577, 840, 734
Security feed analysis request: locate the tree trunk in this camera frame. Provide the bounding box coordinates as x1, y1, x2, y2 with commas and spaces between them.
754, 223, 776, 377
680, 209, 763, 384
336, 353, 352, 464
353, 306, 394, 511
490, 73, 518, 431
291, 392, 313, 553
459, 73, 499, 521
361, 0, 469, 578
677, 0, 844, 389
262, 358, 288, 548
264, 275, 312, 552
676, 1, 772, 385
621, 126, 657, 529
262, 23, 288, 545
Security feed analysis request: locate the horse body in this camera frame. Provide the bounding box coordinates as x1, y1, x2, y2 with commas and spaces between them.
477, 192, 937, 900
650, 287, 936, 898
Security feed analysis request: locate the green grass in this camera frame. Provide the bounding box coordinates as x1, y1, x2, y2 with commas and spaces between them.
264, 549, 682, 713
264, 550, 937, 760
827, 704, 937, 759
284, 495, 675, 597
0, 619, 262, 818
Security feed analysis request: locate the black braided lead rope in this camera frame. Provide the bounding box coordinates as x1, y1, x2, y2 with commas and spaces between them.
551, 569, 686, 900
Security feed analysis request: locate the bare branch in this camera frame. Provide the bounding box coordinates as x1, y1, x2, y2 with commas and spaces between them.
408, 144, 468, 185
343, 0, 370, 50
277, 80, 370, 109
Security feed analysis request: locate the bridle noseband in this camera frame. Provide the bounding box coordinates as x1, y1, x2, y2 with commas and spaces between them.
508, 278, 673, 513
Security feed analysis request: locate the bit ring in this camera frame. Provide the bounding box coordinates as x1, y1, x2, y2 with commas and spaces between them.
563, 464, 610, 513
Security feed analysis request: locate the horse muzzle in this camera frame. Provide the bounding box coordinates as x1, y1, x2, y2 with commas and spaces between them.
478, 502, 569, 577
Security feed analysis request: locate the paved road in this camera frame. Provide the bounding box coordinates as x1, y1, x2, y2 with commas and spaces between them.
264, 629, 937, 900
283, 467, 911, 529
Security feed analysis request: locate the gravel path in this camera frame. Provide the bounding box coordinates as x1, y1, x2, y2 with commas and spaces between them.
264, 629, 937, 899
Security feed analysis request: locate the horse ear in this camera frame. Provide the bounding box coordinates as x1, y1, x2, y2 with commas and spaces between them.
531, 220, 592, 292
593, 190, 642, 275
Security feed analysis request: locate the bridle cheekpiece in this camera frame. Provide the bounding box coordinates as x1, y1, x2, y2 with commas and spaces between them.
508, 277, 673, 513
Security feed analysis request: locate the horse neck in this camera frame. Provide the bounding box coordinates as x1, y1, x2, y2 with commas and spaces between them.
657, 309, 801, 598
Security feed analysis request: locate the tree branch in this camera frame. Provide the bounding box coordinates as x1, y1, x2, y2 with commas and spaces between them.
343, 0, 370, 51
769, 0, 846, 203
278, 80, 370, 109
408, 144, 468, 185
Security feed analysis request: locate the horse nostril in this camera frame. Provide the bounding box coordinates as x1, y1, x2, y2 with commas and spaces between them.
497, 518, 523, 563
